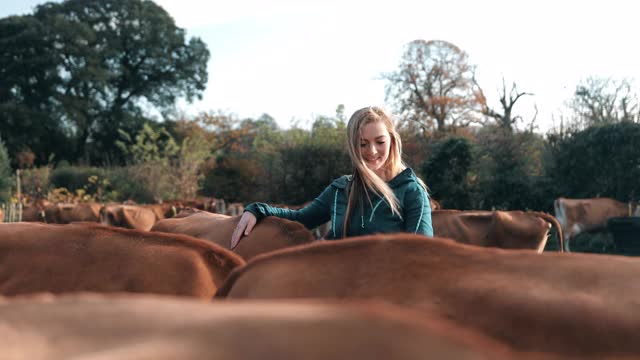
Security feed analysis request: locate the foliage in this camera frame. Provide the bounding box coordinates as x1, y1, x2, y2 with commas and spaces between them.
105, 166, 154, 203
550, 121, 640, 200
200, 111, 350, 204
201, 157, 262, 203
48, 165, 118, 201
0, 15, 72, 165
18, 166, 51, 199
0, 0, 209, 165
260, 116, 349, 204
50, 166, 107, 192
0, 136, 12, 202
172, 131, 211, 199
117, 120, 213, 201
116, 123, 179, 165
383, 39, 484, 136
471, 126, 547, 210
422, 137, 473, 209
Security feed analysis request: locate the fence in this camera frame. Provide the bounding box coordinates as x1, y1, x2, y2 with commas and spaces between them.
1, 202, 22, 222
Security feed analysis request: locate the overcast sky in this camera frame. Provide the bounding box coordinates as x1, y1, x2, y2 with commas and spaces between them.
3, 0, 639, 132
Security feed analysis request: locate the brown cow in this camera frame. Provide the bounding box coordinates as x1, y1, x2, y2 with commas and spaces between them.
433, 210, 563, 252
100, 204, 158, 231
0, 293, 522, 360
554, 197, 640, 251
430, 198, 441, 210
142, 202, 179, 220
269, 202, 331, 239
44, 202, 101, 223
0, 222, 244, 299
20, 199, 49, 222
217, 234, 640, 357
151, 210, 315, 260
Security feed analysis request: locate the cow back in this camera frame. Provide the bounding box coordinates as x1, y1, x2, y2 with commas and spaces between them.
433, 210, 562, 252
0, 223, 245, 299
101, 204, 158, 231
0, 293, 520, 359
151, 211, 315, 260
216, 234, 640, 356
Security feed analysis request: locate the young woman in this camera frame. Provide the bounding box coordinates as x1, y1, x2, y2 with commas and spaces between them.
231, 106, 433, 248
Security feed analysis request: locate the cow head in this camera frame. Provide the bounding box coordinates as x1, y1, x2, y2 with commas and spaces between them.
100, 205, 119, 227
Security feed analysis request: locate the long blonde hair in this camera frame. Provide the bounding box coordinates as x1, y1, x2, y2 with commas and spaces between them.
342, 106, 407, 237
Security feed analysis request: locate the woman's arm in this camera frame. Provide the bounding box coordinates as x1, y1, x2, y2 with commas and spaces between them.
244, 184, 334, 230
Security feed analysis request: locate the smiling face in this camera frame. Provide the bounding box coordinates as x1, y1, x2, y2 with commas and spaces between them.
359, 121, 392, 180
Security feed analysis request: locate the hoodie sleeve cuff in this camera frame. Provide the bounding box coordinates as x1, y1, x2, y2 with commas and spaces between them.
244, 202, 268, 221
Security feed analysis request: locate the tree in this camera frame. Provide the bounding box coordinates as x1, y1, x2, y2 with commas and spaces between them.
0, 135, 11, 202
478, 78, 536, 132
550, 122, 640, 201
0, 0, 210, 165
383, 40, 484, 136
422, 137, 473, 209
0, 15, 72, 164
471, 126, 547, 210
116, 123, 179, 201
568, 77, 640, 129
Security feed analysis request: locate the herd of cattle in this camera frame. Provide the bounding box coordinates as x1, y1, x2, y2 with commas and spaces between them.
0, 196, 639, 358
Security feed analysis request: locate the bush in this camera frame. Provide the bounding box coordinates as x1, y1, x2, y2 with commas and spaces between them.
105, 166, 154, 203
50, 166, 109, 192
551, 121, 640, 200
19, 166, 51, 199
0, 136, 12, 202
49, 166, 121, 202
471, 126, 547, 210
422, 137, 473, 209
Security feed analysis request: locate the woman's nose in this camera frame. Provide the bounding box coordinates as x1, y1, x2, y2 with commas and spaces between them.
364, 144, 376, 155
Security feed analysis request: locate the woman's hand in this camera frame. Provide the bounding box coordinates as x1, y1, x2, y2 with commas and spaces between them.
230, 212, 257, 249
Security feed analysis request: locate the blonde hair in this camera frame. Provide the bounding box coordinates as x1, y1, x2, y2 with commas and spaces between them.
342, 106, 412, 237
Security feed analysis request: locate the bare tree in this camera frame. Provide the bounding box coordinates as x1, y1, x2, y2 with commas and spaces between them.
477, 78, 536, 132
569, 77, 640, 128
383, 40, 484, 136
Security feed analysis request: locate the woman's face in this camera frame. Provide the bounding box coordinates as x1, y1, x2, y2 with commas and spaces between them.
359, 121, 391, 179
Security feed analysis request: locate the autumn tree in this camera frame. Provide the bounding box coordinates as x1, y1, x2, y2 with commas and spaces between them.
383, 39, 484, 136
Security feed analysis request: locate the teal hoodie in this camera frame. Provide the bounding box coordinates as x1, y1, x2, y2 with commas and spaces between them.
244, 167, 433, 239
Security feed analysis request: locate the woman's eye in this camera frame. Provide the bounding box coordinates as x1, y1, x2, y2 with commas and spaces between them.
360, 144, 367, 147
377, 141, 385, 145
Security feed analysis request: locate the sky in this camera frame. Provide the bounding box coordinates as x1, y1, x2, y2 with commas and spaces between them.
3, 0, 640, 132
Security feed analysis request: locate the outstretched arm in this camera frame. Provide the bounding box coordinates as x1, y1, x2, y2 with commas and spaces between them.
230, 184, 335, 248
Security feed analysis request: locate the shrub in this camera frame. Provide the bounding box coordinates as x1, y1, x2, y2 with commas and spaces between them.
0, 136, 12, 202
